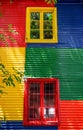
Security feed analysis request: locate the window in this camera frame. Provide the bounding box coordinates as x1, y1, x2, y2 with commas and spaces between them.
23, 78, 60, 126
26, 7, 58, 43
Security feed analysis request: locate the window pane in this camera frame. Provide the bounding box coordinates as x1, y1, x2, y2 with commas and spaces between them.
29, 83, 40, 106
44, 108, 55, 118
29, 82, 40, 119
43, 12, 53, 39
44, 95, 55, 107
30, 12, 40, 39
29, 108, 40, 119
30, 95, 40, 107
44, 83, 55, 118
31, 21, 39, 29
44, 30, 53, 39
30, 83, 40, 93
44, 12, 52, 20
44, 83, 55, 94
30, 30, 40, 39
44, 21, 52, 29
31, 12, 40, 20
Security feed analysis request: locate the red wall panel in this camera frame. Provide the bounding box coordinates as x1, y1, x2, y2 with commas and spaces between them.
59, 101, 83, 130
0, 0, 54, 47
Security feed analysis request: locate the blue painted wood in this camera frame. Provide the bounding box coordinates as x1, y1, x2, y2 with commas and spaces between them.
27, 4, 83, 48
0, 121, 58, 130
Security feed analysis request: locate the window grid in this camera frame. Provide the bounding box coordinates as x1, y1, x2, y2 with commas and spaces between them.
24, 78, 60, 126
26, 7, 58, 43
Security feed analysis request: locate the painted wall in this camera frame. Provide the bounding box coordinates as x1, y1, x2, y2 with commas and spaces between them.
0, 47, 25, 120
0, 0, 83, 130
58, 0, 83, 3
25, 3, 83, 130
0, 0, 53, 47
0, 0, 57, 130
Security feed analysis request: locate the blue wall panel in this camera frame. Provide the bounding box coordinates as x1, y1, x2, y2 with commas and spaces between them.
28, 4, 83, 48
0, 121, 58, 130
58, 0, 83, 3
57, 4, 83, 48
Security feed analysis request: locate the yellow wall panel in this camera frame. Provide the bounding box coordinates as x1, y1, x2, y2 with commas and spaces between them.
0, 47, 25, 120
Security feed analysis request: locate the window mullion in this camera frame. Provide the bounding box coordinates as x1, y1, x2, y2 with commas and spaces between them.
40, 12, 43, 40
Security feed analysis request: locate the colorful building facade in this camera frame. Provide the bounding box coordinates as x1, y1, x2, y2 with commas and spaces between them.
0, 0, 83, 129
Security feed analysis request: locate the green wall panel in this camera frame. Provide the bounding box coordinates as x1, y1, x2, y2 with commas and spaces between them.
25, 48, 83, 100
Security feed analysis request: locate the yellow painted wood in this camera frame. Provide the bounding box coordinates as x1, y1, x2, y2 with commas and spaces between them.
0, 47, 25, 120
26, 7, 58, 43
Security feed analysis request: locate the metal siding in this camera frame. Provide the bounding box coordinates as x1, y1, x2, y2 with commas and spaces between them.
1, 121, 58, 130
59, 101, 83, 130
28, 4, 83, 48
0, 1, 83, 130
58, 0, 81, 3
57, 4, 83, 48
0, 0, 53, 47
25, 48, 83, 100
0, 47, 25, 120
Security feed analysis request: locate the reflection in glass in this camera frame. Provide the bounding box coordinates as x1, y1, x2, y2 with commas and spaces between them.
44, 83, 54, 94
29, 82, 40, 119
31, 12, 40, 20
44, 12, 52, 20
30, 30, 40, 39
44, 21, 52, 29
30, 83, 40, 93
44, 30, 53, 39
29, 83, 40, 106
30, 95, 40, 106
44, 95, 55, 107
31, 21, 39, 29
44, 108, 55, 118
30, 12, 40, 39
44, 83, 55, 118
29, 108, 40, 119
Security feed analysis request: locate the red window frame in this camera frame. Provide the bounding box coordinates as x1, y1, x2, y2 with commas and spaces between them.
23, 78, 60, 126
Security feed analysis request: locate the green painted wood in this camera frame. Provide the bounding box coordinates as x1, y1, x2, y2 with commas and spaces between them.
25, 48, 83, 100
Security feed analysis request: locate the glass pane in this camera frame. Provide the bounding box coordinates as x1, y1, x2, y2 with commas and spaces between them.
44, 108, 55, 118
30, 83, 40, 93
31, 21, 39, 29
44, 82, 55, 119
44, 30, 53, 39
44, 83, 54, 94
31, 12, 40, 20
44, 95, 55, 107
44, 12, 52, 20
29, 83, 40, 106
30, 95, 40, 107
29, 82, 40, 119
29, 108, 40, 119
30, 30, 40, 39
44, 21, 52, 29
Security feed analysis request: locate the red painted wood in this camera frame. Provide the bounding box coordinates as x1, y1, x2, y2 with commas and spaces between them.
59, 101, 83, 130
0, 0, 54, 47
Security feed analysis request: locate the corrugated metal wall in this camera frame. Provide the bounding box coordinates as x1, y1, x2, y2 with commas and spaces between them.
25, 48, 83, 100
0, 122, 58, 130
0, 0, 83, 130
58, 0, 83, 3
59, 101, 83, 130
25, 3, 83, 130
0, 0, 57, 130
0, 48, 25, 120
